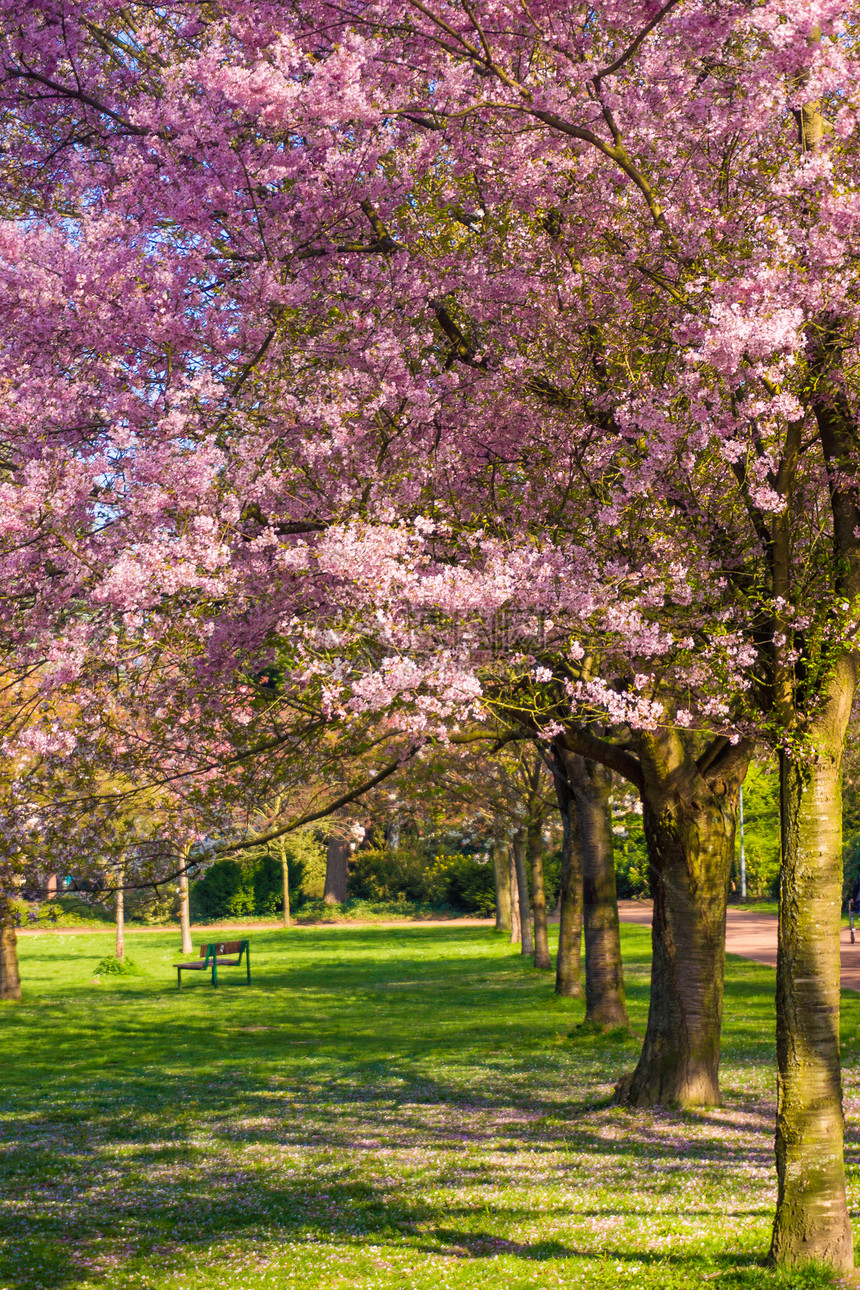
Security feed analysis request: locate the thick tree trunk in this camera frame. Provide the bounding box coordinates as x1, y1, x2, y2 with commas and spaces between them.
527, 819, 552, 969
553, 757, 583, 998
115, 871, 125, 962
178, 853, 193, 955
764, 301, 857, 1271
280, 840, 291, 927
562, 753, 628, 1028
492, 841, 511, 931
324, 838, 349, 904
0, 897, 21, 1001
509, 848, 521, 944
616, 735, 744, 1108
770, 736, 853, 1270
512, 827, 533, 955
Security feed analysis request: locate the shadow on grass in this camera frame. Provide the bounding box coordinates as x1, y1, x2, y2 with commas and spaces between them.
1, 923, 841, 1290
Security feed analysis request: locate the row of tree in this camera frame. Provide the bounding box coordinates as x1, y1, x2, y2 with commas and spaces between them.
0, 0, 858, 1271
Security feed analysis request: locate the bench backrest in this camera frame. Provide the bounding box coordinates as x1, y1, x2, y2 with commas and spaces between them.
198, 940, 247, 957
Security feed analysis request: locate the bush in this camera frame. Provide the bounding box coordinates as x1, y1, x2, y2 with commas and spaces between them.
614, 804, 650, 898
347, 847, 433, 903
295, 897, 441, 922
126, 888, 178, 925
189, 830, 327, 921
190, 857, 271, 921
426, 853, 496, 915
94, 956, 139, 976
347, 846, 496, 914
541, 847, 562, 910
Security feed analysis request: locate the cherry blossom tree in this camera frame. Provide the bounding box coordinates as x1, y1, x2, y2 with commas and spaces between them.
2, 0, 860, 1271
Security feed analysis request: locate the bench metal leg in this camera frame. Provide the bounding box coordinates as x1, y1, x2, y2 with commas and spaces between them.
177, 967, 182, 990
212, 959, 218, 987
246, 950, 251, 986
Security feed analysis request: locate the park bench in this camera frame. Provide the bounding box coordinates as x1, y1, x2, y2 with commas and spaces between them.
176, 940, 251, 989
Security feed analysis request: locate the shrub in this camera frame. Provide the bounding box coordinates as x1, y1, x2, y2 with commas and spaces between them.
190, 858, 252, 921
94, 956, 139, 976
426, 853, 496, 915
614, 805, 651, 898
541, 847, 562, 910
126, 888, 178, 925
347, 847, 433, 903
189, 830, 327, 920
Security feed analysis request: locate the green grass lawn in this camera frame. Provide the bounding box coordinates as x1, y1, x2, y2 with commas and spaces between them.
3, 925, 860, 1290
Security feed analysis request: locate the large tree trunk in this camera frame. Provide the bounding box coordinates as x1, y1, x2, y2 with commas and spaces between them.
178, 851, 193, 955
552, 755, 583, 998
509, 848, 521, 944
770, 719, 853, 1270
527, 819, 552, 969
512, 827, 533, 955
563, 752, 628, 1029
115, 869, 125, 962
762, 73, 854, 1275
492, 841, 511, 931
0, 897, 21, 1001
324, 838, 350, 904
616, 733, 747, 1108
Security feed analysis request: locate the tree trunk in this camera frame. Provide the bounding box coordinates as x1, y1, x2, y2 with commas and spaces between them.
115, 870, 125, 962
280, 839, 291, 927
527, 818, 552, 969
615, 733, 746, 1108
509, 848, 521, 944
178, 851, 193, 955
385, 815, 401, 849
762, 77, 854, 1275
770, 735, 853, 1270
324, 838, 349, 904
553, 755, 583, 998
512, 827, 533, 955
763, 298, 857, 1271
0, 897, 21, 1002
563, 752, 628, 1028
492, 841, 511, 931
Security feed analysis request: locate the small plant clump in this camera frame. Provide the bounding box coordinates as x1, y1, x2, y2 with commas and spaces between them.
94, 956, 139, 976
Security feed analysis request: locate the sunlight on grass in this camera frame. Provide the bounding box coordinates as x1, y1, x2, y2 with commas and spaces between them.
2, 925, 859, 1288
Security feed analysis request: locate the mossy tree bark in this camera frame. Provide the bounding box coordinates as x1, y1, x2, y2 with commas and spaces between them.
615, 731, 749, 1108
767, 321, 858, 1269
492, 840, 512, 931
527, 818, 552, 969
0, 896, 21, 1001
512, 827, 533, 955
770, 728, 853, 1269
561, 750, 627, 1029
552, 749, 583, 998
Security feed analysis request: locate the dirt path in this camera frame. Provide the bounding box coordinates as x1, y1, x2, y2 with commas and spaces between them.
17, 916, 495, 938
618, 899, 860, 993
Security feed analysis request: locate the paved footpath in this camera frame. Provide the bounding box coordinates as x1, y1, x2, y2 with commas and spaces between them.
618, 899, 860, 993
